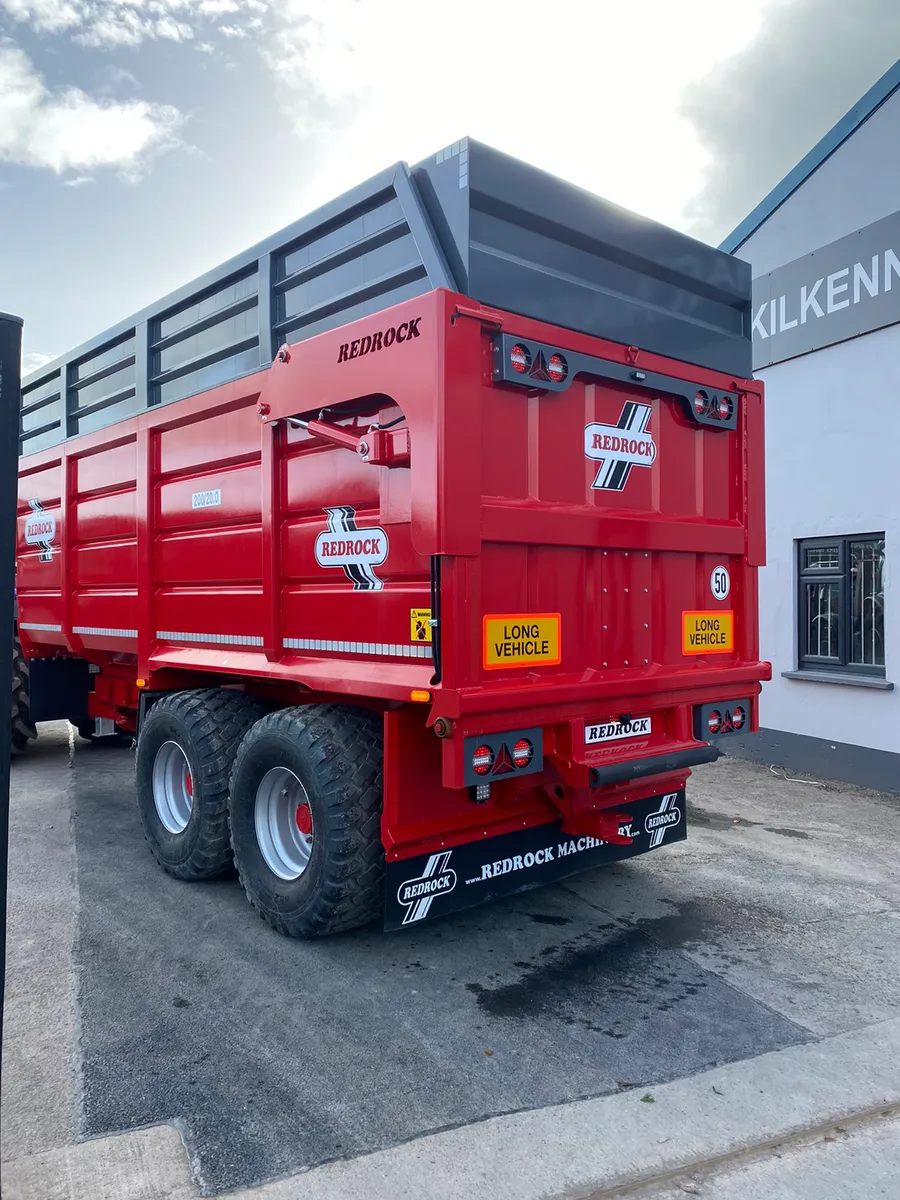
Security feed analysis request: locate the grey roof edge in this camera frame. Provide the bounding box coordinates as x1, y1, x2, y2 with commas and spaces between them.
719, 57, 900, 254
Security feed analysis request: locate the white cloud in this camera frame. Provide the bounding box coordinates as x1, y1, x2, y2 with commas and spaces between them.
0, 43, 182, 176
0, 0, 271, 46
77, 13, 192, 48
105, 64, 139, 88
0, 0, 80, 33
259, 0, 772, 234
21, 350, 55, 374
219, 23, 245, 38
198, 0, 240, 13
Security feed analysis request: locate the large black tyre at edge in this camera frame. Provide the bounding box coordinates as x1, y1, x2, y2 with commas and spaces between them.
11, 629, 37, 756
229, 705, 384, 938
136, 689, 267, 881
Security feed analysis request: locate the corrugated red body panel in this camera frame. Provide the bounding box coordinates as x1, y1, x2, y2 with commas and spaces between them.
17, 288, 768, 860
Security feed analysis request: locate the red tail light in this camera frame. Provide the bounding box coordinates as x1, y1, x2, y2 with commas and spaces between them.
472, 745, 494, 776
707, 709, 723, 735
510, 344, 531, 374
512, 738, 533, 768
731, 705, 746, 731
695, 390, 708, 415
717, 394, 734, 420
547, 353, 568, 383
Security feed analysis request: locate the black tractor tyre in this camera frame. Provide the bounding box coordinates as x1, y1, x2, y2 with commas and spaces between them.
135, 689, 267, 881
11, 631, 37, 756
229, 705, 384, 938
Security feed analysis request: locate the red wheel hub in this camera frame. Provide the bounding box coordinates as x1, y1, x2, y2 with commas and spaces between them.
295, 803, 312, 836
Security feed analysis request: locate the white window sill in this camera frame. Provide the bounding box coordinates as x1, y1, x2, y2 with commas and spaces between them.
782, 670, 894, 691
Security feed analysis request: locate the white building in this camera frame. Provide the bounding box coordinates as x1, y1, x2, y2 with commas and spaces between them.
721, 59, 900, 791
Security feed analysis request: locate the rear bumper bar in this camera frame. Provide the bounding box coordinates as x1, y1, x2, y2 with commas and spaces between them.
589, 743, 719, 788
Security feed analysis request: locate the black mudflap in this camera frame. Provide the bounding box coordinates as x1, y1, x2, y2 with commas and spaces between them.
384, 789, 686, 931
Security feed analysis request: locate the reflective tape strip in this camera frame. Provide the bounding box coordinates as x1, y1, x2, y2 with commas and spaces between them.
156, 631, 264, 647
73, 626, 138, 638
283, 638, 432, 659
21, 625, 430, 660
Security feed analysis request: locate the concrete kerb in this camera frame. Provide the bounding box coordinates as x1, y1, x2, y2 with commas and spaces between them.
6, 1016, 898, 1200
227, 1017, 900, 1200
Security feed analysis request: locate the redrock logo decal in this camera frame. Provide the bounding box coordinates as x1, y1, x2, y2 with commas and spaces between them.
24, 499, 55, 562
585, 401, 657, 491
337, 317, 421, 363
644, 792, 682, 848
315, 506, 388, 591
397, 852, 457, 924
585, 716, 652, 745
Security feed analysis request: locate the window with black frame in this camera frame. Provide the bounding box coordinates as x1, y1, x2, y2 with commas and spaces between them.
797, 535, 885, 677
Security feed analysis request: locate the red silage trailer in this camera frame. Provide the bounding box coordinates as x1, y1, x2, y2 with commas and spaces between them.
15, 140, 769, 934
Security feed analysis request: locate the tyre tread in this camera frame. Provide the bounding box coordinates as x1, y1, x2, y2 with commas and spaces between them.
137, 688, 266, 880
231, 704, 384, 937
11, 631, 37, 756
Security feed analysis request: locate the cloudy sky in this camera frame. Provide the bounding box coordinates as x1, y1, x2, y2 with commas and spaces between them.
1, 0, 897, 369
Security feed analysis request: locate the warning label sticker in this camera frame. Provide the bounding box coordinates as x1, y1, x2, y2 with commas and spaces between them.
410, 608, 432, 643
483, 614, 561, 670
683, 610, 734, 655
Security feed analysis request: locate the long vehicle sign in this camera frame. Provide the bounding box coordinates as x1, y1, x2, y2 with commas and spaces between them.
483, 613, 561, 669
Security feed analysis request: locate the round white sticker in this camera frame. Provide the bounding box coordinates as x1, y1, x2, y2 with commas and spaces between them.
710, 565, 731, 601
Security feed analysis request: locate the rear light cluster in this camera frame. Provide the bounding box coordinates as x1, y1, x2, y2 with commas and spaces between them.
707, 706, 745, 734
694, 389, 735, 423
472, 738, 535, 776
463, 727, 544, 792
696, 700, 750, 740
496, 334, 738, 432
505, 341, 569, 386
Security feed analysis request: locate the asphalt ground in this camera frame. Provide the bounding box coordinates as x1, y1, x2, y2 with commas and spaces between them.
4, 723, 900, 1197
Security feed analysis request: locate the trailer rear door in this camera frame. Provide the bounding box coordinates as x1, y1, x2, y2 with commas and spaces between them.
434, 304, 766, 707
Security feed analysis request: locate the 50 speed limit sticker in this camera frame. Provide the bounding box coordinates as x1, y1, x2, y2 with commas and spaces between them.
710, 565, 730, 601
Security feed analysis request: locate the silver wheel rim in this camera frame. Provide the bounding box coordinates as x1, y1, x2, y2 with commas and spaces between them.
254, 766, 314, 881
152, 740, 194, 834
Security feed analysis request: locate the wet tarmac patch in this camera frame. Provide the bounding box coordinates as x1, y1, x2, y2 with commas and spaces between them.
689, 803, 812, 841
